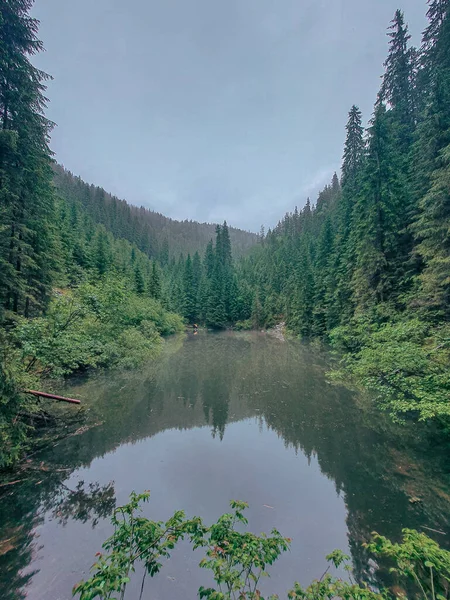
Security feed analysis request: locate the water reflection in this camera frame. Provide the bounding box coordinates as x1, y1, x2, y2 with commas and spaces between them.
0, 475, 116, 600
1, 331, 450, 600
42, 480, 116, 528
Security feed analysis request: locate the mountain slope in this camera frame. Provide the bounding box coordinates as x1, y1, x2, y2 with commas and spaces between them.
53, 165, 257, 260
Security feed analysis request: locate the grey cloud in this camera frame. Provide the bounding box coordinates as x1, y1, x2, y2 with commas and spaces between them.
32, 0, 427, 232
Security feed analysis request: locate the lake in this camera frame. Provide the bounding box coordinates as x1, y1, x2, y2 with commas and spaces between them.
1, 331, 450, 600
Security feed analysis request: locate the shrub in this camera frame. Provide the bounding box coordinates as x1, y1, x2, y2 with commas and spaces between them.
73, 493, 450, 600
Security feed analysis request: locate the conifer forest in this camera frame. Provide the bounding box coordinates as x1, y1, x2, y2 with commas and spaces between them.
1, 2, 450, 600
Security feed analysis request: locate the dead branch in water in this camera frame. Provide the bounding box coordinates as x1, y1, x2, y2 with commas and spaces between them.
24, 390, 81, 404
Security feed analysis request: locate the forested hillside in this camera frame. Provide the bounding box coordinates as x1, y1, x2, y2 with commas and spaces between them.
53, 165, 257, 261
2, 2, 450, 595
238, 4, 450, 423
0, 1, 255, 466
1, 0, 450, 467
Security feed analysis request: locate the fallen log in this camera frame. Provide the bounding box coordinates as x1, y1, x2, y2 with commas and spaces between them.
24, 390, 81, 405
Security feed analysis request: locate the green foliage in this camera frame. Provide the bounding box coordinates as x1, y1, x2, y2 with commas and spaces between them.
73, 491, 202, 600
287, 548, 384, 600
52, 166, 257, 262
148, 261, 162, 300
10, 277, 183, 378
196, 500, 290, 600
331, 319, 450, 421
73, 494, 450, 600
0, 333, 38, 468
235, 319, 253, 331
167, 223, 250, 328
235, 2, 450, 426
73, 494, 290, 600
0, 274, 183, 466
366, 529, 450, 600
413, 143, 450, 318
0, 0, 55, 317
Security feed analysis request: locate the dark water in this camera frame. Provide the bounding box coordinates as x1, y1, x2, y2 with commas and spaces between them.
1, 331, 450, 600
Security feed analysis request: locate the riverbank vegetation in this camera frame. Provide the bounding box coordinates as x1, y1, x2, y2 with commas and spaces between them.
74, 492, 450, 600
2, 1, 450, 598
0, 2, 253, 467
2, 0, 450, 466
237, 2, 450, 424
1, 0, 449, 489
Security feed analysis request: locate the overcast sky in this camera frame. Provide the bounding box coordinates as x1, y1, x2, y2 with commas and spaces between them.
32, 0, 426, 232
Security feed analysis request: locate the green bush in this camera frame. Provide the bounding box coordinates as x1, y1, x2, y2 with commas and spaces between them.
234, 319, 253, 330
0, 333, 41, 468
73, 493, 450, 600
10, 276, 183, 378
330, 318, 450, 421
0, 275, 185, 467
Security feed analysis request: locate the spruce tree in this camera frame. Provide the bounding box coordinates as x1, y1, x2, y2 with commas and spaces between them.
413, 143, 450, 317
421, 0, 449, 73
286, 240, 315, 337
134, 264, 145, 295
182, 254, 197, 323
313, 218, 334, 335
148, 261, 162, 300
250, 292, 263, 329
93, 226, 111, 276
204, 229, 227, 328
218, 222, 233, 319
380, 10, 415, 127
191, 251, 202, 322
205, 263, 227, 328
413, 2, 450, 317
204, 240, 215, 278
219, 221, 232, 266
341, 106, 365, 190
0, 0, 55, 316
333, 106, 366, 323
413, 1, 450, 206
351, 103, 408, 309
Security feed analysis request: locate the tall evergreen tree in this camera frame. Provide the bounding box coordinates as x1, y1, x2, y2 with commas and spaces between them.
251, 292, 264, 329
204, 240, 215, 278
341, 106, 365, 190
219, 221, 232, 266
331, 107, 366, 324
93, 226, 111, 276
134, 264, 145, 295
287, 241, 315, 337
205, 261, 227, 328
148, 261, 162, 300
191, 251, 202, 321
351, 103, 408, 309
313, 218, 335, 335
0, 0, 55, 316
380, 9, 415, 129
413, 2, 450, 317
203, 226, 232, 328
413, 143, 450, 317
421, 0, 449, 71
182, 254, 197, 323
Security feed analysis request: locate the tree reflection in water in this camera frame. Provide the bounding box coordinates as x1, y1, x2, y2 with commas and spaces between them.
43, 480, 116, 528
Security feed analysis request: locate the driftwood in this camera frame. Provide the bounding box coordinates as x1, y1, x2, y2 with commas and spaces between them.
24, 390, 81, 405
0, 479, 23, 488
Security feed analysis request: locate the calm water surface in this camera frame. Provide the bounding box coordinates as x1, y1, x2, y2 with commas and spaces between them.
1, 331, 450, 600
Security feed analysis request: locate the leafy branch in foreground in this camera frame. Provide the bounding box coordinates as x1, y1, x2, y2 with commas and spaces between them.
73, 491, 204, 600
194, 500, 290, 600
366, 530, 450, 600
73, 493, 450, 600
